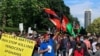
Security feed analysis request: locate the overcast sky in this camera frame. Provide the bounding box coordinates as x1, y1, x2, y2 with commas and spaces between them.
63, 0, 100, 27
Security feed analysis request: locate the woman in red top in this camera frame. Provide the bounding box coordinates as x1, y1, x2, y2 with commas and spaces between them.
73, 42, 84, 56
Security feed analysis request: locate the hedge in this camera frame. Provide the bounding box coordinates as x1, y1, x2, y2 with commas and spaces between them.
0, 27, 19, 32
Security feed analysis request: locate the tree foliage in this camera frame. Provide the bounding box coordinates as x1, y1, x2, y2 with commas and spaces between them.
0, 0, 79, 31
86, 17, 100, 34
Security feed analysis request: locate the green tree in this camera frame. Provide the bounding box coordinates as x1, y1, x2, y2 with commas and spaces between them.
86, 17, 100, 34
0, 0, 79, 31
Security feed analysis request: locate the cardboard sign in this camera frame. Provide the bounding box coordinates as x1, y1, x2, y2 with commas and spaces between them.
19, 23, 23, 32
0, 33, 36, 56
28, 27, 33, 34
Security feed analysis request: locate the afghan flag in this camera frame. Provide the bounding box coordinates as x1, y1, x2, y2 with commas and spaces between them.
61, 15, 76, 37
58, 15, 75, 37
44, 8, 61, 30
66, 23, 76, 37
44, 8, 57, 16
61, 15, 69, 32
66, 23, 81, 37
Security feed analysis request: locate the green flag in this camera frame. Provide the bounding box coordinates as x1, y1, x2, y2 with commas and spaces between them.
66, 23, 76, 37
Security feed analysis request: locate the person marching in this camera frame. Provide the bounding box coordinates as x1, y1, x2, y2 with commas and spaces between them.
38, 32, 59, 56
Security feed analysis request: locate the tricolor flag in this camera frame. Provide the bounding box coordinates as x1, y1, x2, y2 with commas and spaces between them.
61, 15, 69, 32
66, 23, 76, 37
44, 8, 57, 16
44, 8, 61, 30
60, 15, 75, 37
44, 8, 79, 37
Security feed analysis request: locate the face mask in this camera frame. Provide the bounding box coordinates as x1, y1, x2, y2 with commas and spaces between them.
80, 38, 83, 41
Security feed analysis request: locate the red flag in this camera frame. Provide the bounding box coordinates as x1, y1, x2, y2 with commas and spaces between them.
61, 15, 69, 32
49, 17, 61, 30
44, 8, 57, 16
44, 8, 61, 30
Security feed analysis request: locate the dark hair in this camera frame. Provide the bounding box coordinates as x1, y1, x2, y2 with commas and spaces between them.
43, 34, 49, 38
76, 42, 81, 46
96, 43, 100, 47
84, 35, 88, 39
50, 34, 54, 37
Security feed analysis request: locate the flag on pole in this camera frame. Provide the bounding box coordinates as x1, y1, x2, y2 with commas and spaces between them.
44, 8, 58, 17
44, 8, 61, 30
44, 8, 78, 37
66, 23, 76, 37
61, 15, 69, 32
48, 15, 61, 30
60, 15, 76, 37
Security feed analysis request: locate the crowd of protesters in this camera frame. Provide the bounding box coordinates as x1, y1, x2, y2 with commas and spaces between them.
0, 30, 100, 56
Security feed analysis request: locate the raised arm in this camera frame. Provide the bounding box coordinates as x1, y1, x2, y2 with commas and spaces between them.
53, 32, 59, 40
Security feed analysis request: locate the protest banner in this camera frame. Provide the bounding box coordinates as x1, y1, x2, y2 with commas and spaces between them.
19, 23, 24, 34
0, 33, 36, 56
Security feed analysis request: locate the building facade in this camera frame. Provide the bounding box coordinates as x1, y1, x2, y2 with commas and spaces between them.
84, 9, 91, 28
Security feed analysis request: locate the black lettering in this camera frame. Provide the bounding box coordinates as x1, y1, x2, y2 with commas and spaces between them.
18, 38, 24, 42
18, 43, 26, 47
9, 40, 17, 45
26, 40, 33, 44
8, 35, 11, 38
5, 45, 23, 52
26, 45, 33, 49
18, 38, 33, 44
5, 50, 21, 56
11, 36, 17, 40
1, 38, 8, 42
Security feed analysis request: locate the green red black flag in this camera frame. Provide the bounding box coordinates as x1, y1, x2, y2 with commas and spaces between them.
44, 8, 61, 30
61, 15, 69, 32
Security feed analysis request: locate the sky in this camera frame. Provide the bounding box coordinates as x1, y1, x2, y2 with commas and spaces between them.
63, 0, 100, 27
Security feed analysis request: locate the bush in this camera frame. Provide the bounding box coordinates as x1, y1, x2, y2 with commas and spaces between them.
0, 27, 19, 32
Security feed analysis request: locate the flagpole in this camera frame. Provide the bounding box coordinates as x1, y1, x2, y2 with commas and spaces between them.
58, 0, 63, 34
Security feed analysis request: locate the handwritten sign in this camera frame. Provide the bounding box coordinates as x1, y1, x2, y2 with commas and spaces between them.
0, 33, 36, 56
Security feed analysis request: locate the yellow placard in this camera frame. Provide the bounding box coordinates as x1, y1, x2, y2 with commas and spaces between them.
0, 33, 36, 56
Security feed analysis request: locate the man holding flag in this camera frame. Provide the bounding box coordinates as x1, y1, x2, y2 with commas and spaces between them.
43, 8, 81, 38
38, 32, 59, 56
